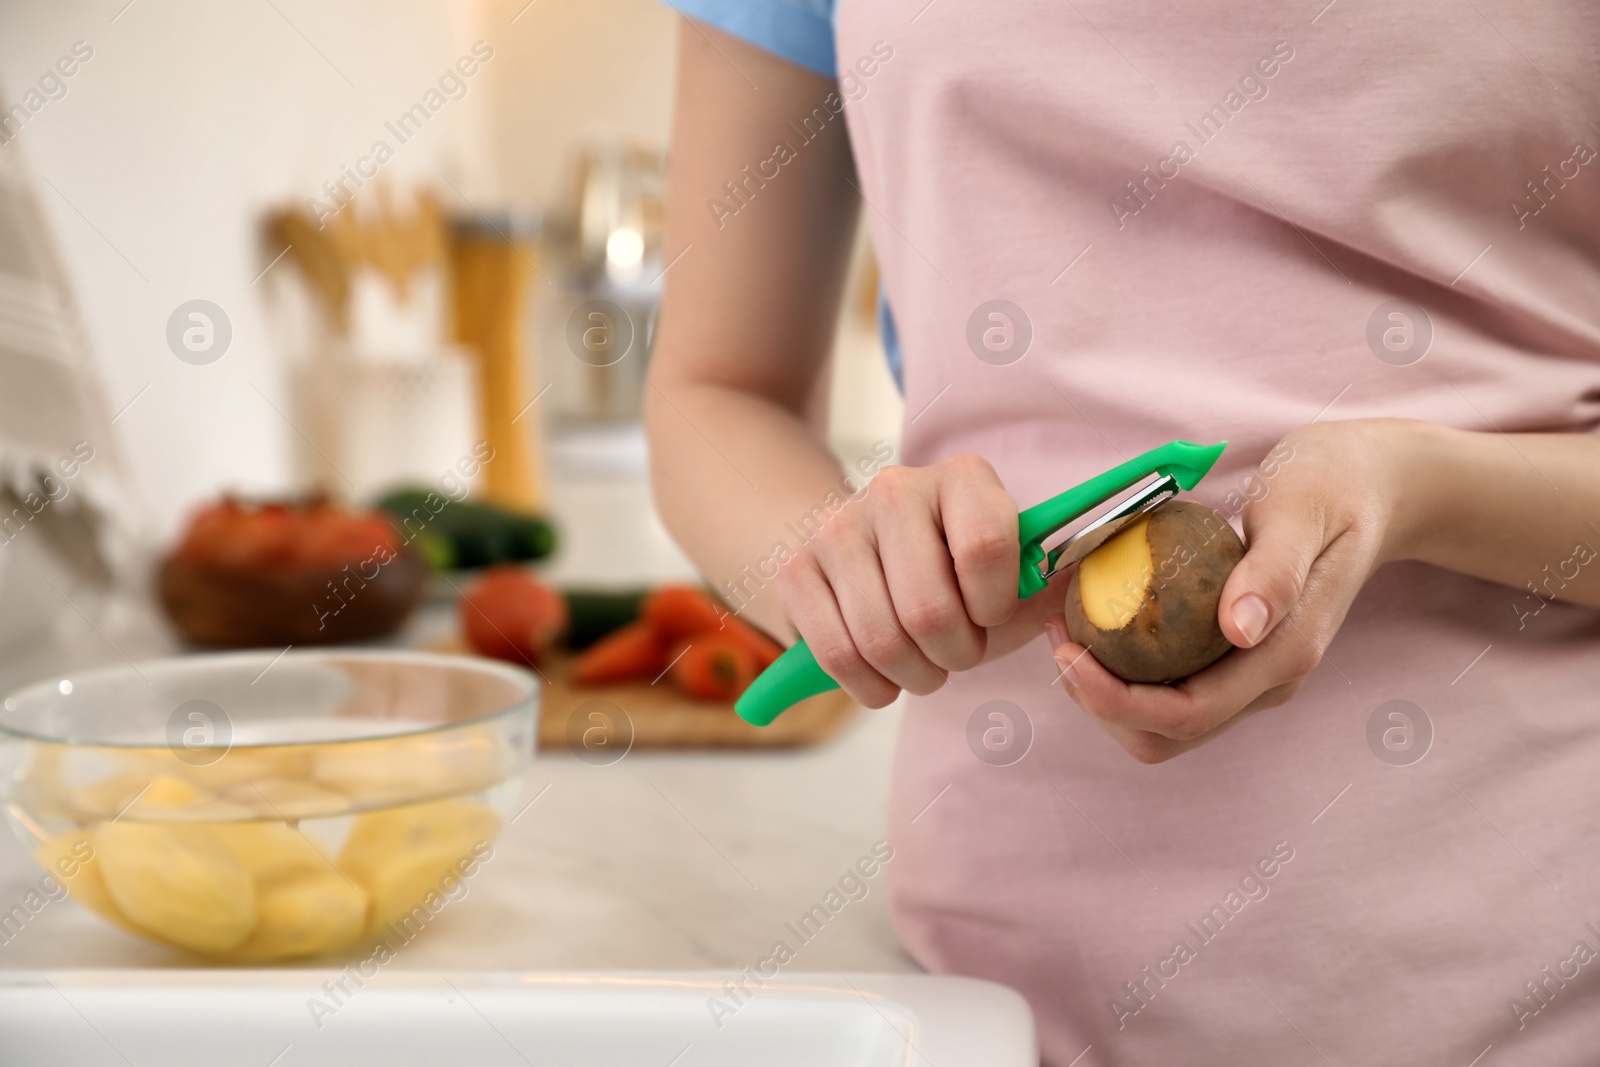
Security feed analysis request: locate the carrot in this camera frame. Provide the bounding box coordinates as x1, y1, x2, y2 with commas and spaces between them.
572, 621, 667, 686
720, 614, 782, 669
669, 636, 758, 702
641, 585, 726, 642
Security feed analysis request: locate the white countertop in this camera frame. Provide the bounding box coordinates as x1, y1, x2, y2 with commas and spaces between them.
0, 468, 918, 976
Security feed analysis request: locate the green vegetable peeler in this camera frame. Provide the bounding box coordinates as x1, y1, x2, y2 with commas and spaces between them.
734, 439, 1227, 725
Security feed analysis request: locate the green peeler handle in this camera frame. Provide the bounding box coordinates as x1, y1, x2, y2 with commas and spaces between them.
736, 639, 835, 726
734, 439, 1227, 726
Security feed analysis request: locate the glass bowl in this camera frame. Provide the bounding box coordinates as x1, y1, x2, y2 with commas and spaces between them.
0, 650, 537, 962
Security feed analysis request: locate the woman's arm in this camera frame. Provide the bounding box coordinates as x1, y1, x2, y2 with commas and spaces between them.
647, 19, 1037, 708
1049, 417, 1600, 763
1398, 421, 1600, 611
645, 19, 862, 642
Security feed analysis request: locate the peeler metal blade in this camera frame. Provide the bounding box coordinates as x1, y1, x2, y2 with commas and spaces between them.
1041, 473, 1179, 579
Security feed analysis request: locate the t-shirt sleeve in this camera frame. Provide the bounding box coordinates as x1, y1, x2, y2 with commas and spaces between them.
662, 0, 837, 78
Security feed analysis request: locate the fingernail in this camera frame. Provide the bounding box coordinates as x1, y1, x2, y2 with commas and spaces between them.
1045, 617, 1066, 649
1053, 652, 1080, 690
1231, 593, 1271, 647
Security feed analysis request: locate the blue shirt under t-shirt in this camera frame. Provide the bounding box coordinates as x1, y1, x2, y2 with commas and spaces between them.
664, 0, 906, 390
668, 0, 839, 76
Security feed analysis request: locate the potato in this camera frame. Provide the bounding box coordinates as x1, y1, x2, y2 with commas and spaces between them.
338, 797, 500, 934
1064, 500, 1244, 683
225, 872, 368, 961
95, 822, 257, 954
213, 821, 334, 882
227, 778, 348, 821
176, 745, 315, 791
314, 731, 504, 809
33, 831, 145, 937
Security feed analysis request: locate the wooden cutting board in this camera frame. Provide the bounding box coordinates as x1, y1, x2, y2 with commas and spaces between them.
433, 640, 859, 750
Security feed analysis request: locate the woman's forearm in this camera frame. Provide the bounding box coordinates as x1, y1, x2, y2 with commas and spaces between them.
1392, 420, 1600, 612
644, 378, 855, 637
646, 17, 864, 639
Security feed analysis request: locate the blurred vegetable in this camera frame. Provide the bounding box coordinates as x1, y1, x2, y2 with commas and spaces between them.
459, 566, 567, 665
563, 588, 649, 650
641, 585, 726, 642
669, 637, 758, 702
412, 527, 456, 572
378, 489, 556, 570
720, 614, 782, 669
175, 496, 400, 568
562, 584, 782, 703
160, 495, 426, 647
571, 621, 667, 686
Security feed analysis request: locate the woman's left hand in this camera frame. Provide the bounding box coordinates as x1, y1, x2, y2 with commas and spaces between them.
1047, 419, 1423, 763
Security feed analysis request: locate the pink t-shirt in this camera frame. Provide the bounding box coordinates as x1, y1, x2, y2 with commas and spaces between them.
834, 2, 1600, 1064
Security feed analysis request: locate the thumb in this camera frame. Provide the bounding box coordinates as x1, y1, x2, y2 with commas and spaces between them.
1218, 505, 1325, 649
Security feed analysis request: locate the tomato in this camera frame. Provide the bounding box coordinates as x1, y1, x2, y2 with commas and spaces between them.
460, 566, 568, 665
174, 498, 401, 569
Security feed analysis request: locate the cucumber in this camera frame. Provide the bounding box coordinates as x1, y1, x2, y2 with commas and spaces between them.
563, 588, 649, 649
412, 527, 456, 572
378, 489, 558, 570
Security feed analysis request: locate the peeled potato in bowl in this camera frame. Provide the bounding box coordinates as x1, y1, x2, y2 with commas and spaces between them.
0, 649, 537, 962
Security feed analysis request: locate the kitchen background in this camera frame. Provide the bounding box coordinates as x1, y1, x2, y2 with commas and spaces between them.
0, 0, 899, 544
0, 0, 913, 975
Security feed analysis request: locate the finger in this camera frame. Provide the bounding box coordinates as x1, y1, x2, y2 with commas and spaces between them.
877, 499, 987, 672
781, 558, 901, 708
939, 455, 1021, 628
821, 543, 948, 696
1088, 668, 1312, 758
1088, 675, 1301, 762
1219, 496, 1328, 648
1049, 629, 1302, 743
1050, 638, 1236, 760
1050, 638, 1218, 742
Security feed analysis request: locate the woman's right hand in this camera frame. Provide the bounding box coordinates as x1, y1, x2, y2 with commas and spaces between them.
649, 21, 1051, 698
772, 454, 1035, 708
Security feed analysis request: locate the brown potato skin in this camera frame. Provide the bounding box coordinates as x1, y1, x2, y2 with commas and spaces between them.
1063, 500, 1245, 684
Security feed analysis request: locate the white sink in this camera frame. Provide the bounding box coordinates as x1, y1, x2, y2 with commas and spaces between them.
0, 971, 1035, 1066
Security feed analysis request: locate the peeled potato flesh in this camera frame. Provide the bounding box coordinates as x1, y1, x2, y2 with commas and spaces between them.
32, 831, 144, 936
229, 778, 348, 821
95, 822, 257, 954
137, 775, 209, 809
213, 821, 333, 882
314, 732, 503, 809
1065, 500, 1245, 683
1077, 515, 1156, 631
178, 746, 315, 791
339, 797, 499, 933
69, 772, 162, 821
226, 872, 368, 960
339, 796, 502, 864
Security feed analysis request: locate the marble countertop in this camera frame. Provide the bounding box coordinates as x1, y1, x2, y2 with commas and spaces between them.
0, 467, 918, 975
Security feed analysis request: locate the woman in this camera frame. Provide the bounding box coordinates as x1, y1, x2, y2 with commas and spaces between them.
644, 3, 1600, 1062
